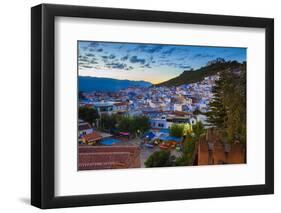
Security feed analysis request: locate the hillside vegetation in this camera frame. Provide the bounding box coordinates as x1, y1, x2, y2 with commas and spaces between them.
155, 59, 245, 87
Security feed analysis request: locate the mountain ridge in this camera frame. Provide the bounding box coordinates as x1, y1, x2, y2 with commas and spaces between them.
79, 76, 152, 92
155, 60, 245, 87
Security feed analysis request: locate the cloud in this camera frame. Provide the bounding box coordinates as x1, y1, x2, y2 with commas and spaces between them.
86, 53, 95, 57
90, 59, 98, 64
193, 53, 214, 59
132, 44, 163, 54
89, 42, 99, 47
130, 56, 146, 64
178, 64, 191, 69
161, 62, 178, 67
121, 55, 129, 61
105, 61, 128, 69
162, 47, 177, 55
79, 55, 90, 62
112, 63, 126, 69
88, 47, 103, 52
148, 56, 156, 64
125, 66, 134, 70
177, 57, 186, 60
141, 63, 151, 68
101, 55, 109, 63
143, 45, 163, 53
108, 54, 116, 59
101, 54, 116, 62
80, 64, 93, 69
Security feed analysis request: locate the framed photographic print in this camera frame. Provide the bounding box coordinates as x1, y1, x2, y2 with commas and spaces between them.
31, 3, 274, 209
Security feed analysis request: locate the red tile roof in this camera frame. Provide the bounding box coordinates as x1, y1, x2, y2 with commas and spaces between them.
79, 123, 92, 131
78, 146, 140, 170
79, 146, 139, 154
173, 110, 192, 116
82, 131, 102, 142
114, 102, 128, 106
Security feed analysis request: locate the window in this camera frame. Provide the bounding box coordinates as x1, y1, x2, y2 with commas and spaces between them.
158, 123, 164, 128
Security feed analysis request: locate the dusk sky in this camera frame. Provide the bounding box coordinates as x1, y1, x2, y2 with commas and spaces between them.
78, 41, 246, 84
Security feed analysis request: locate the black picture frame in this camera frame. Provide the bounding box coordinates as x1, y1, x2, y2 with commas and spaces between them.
31, 3, 274, 209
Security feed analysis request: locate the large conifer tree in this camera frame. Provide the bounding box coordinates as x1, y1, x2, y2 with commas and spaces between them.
205, 61, 246, 143
205, 74, 227, 129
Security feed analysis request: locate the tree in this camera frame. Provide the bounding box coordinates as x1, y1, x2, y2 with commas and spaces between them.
223, 65, 246, 143
175, 135, 196, 166
132, 115, 150, 134
118, 116, 133, 133
100, 114, 119, 132
169, 124, 185, 138
79, 107, 99, 125
193, 108, 202, 115
116, 115, 150, 135
192, 121, 205, 139
145, 150, 174, 167
205, 63, 246, 144
205, 74, 227, 129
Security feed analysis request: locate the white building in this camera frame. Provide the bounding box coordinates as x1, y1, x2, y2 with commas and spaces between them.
113, 102, 128, 112
171, 103, 183, 111
78, 122, 93, 136
150, 116, 170, 129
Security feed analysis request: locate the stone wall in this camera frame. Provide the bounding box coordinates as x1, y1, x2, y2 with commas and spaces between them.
196, 129, 246, 165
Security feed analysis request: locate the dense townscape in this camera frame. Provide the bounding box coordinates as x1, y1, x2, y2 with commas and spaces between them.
80, 74, 218, 128
77, 41, 246, 170
78, 61, 246, 170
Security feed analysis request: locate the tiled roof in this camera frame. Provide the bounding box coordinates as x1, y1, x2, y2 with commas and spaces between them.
79, 152, 130, 167
82, 131, 102, 142
78, 145, 140, 170
79, 162, 126, 170
78, 123, 92, 131
114, 102, 127, 106
79, 145, 139, 154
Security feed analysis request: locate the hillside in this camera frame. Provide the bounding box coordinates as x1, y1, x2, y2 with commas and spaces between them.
155, 60, 245, 87
79, 76, 152, 92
